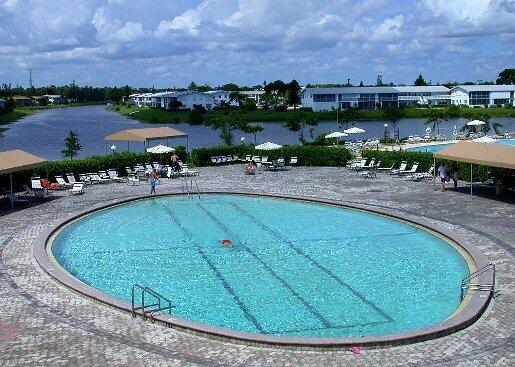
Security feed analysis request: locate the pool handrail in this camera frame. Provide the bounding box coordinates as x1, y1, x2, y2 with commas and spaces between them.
460, 263, 495, 300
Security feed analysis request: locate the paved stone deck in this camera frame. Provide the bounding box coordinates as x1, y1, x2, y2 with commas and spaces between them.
0, 166, 514, 366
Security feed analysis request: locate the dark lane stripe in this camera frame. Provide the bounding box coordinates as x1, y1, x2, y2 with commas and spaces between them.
161, 205, 265, 334
197, 203, 333, 328
229, 201, 394, 323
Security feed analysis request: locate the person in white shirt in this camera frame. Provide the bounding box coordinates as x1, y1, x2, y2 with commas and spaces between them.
437, 164, 447, 192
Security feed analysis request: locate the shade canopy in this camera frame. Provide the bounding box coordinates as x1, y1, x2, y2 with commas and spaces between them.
146, 144, 175, 154
325, 131, 348, 139
105, 127, 187, 142
434, 141, 515, 169
344, 127, 366, 134
0, 150, 47, 174
466, 119, 486, 126
255, 141, 283, 150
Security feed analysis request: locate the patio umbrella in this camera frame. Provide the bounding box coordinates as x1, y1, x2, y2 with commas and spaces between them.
325, 131, 348, 146
146, 144, 175, 154
255, 141, 283, 150
344, 127, 366, 134
466, 119, 486, 126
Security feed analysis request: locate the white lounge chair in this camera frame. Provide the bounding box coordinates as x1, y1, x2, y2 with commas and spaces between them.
90, 173, 110, 184
389, 161, 407, 175
55, 176, 73, 188
397, 162, 419, 175
107, 169, 125, 182
69, 183, 84, 195
66, 173, 77, 184
361, 158, 376, 170
350, 159, 367, 171
377, 162, 395, 171
79, 174, 92, 185
406, 166, 434, 181
290, 157, 298, 166
180, 164, 199, 177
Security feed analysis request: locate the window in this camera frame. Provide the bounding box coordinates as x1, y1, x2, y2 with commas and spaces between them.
358, 93, 375, 101
313, 94, 336, 102
469, 91, 489, 105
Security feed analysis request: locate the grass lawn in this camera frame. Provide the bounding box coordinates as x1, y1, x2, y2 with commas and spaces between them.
0, 108, 35, 125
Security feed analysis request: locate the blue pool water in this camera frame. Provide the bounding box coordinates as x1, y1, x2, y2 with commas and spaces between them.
407, 138, 515, 153
51, 194, 469, 338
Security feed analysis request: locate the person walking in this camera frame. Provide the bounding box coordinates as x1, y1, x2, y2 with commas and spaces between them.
437, 163, 447, 192
452, 167, 459, 189
149, 169, 159, 194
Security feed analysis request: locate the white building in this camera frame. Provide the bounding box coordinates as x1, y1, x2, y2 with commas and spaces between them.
241, 90, 265, 104
129, 91, 214, 110
43, 94, 63, 104
451, 85, 515, 107
396, 86, 451, 106
205, 90, 239, 107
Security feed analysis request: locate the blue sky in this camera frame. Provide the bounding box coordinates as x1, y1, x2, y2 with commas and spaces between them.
0, 0, 514, 88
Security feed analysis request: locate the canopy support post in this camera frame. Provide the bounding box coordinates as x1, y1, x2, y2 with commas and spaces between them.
10, 172, 13, 209
433, 156, 436, 191
470, 163, 473, 195
186, 136, 189, 152
105, 141, 108, 155
127, 141, 129, 152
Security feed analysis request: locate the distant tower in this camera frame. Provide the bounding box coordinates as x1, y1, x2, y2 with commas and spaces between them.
376, 75, 383, 86
28, 67, 33, 89
347, 78, 350, 86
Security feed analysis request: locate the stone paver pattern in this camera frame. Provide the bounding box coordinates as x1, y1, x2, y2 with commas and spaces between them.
0, 165, 514, 366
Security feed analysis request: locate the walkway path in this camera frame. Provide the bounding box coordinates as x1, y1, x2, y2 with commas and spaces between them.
0, 166, 513, 366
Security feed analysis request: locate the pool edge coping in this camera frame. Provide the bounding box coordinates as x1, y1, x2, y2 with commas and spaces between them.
33, 190, 494, 350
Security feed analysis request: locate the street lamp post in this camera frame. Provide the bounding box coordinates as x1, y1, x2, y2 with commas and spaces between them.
383, 123, 388, 141
110, 145, 117, 154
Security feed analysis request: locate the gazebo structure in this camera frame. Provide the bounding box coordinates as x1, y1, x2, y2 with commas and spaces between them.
104, 127, 188, 152
0, 150, 47, 208
434, 141, 515, 195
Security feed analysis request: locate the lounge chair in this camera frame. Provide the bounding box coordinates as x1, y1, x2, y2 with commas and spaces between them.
79, 174, 92, 185
389, 161, 407, 175
406, 166, 434, 181
89, 173, 110, 184
66, 173, 77, 184
28, 178, 52, 198
98, 171, 111, 181
6, 193, 29, 206
397, 162, 419, 175
55, 176, 73, 188
69, 183, 85, 195
128, 174, 140, 185
377, 162, 395, 171
245, 155, 252, 162
180, 164, 199, 177
108, 169, 125, 182
290, 156, 298, 166
361, 158, 376, 170
349, 159, 367, 171
210, 157, 218, 165
360, 170, 377, 179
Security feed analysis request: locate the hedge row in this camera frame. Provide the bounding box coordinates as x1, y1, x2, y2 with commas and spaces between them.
361, 149, 491, 181
1, 147, 187, 192
187, 145, 353, 167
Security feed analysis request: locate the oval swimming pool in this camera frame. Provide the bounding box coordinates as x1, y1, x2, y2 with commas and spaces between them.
50, 194, 470, 340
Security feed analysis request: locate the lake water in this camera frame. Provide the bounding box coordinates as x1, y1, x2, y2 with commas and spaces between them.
1, 105, 514, 160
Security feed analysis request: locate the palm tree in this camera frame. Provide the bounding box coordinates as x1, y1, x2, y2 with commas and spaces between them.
425, 109, 447, 135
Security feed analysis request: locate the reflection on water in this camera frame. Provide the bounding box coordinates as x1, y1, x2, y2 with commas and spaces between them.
0, 105, 513, 160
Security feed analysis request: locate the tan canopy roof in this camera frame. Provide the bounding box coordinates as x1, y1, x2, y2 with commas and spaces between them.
105, 127, 187, 142
434, 141, 515, 169
0, 150, 47, 174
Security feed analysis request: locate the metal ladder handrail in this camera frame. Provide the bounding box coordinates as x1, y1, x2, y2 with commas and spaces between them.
182, 178, 202, 199
131, 284, 173, 320
461, 263, 495, 300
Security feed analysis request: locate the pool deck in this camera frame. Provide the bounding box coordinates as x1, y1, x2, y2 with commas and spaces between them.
1, 166, 514, 366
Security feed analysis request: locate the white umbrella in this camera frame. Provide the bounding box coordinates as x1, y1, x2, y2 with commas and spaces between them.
255, 141, 283, 150
325, 131, 348, 138
472, 136, 497, 143
146, 144, 175, 154
325, 131, 348, 146
344, 127, 366, 134
466, 119, 486, 126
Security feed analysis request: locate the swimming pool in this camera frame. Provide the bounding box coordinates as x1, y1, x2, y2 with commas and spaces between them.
406, 138, 515, 153
50, 194, 471, 340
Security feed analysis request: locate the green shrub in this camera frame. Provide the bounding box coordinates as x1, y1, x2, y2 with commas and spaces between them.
188, 110, 203, 124
361, 149, 490, 181
188, 145, 352, 167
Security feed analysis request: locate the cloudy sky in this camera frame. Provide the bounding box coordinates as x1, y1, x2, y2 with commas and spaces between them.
0, 0, 514, 88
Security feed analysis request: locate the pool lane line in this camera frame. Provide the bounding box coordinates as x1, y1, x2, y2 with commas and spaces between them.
228, 201, 394, 324
196, 202, 334, 329
160, 205, 266, 334
264, 319, 390, 336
